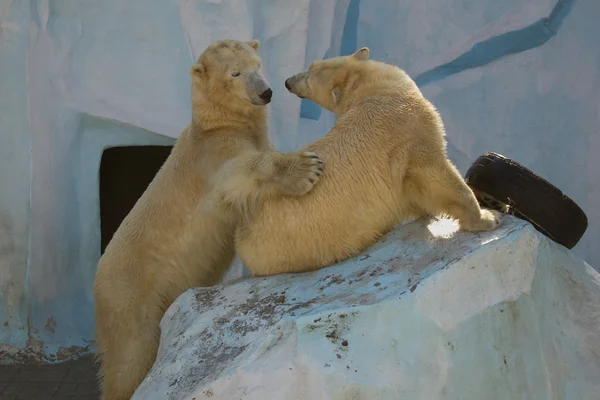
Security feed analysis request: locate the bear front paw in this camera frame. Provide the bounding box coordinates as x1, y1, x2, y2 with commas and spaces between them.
461, 209, 502, 232
277, 151, 324, 196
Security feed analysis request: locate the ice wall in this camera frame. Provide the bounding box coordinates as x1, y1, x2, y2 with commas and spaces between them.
1, 0, 598, 362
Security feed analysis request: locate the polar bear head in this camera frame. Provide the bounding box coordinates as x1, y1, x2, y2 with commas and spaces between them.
284, 48, 371, 113
191, 39, 272, 108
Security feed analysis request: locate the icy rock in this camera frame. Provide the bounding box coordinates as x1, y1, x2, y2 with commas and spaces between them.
134, 215, 600, 400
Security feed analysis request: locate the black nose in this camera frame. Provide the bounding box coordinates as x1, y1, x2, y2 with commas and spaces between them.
259, 88, 272, 102
285, 79, 292, 91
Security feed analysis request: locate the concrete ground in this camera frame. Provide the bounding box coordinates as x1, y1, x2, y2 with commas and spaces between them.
0, 356, 99, 400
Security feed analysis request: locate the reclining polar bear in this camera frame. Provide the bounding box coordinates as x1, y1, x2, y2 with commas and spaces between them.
231, 48, 501, 276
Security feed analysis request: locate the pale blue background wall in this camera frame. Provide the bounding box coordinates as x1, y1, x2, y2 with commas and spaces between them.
1, 0, 598, 362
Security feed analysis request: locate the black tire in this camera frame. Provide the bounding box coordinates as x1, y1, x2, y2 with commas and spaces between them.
464, 152, 588, 249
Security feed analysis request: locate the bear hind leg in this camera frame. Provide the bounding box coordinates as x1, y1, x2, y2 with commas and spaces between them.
411, 160, 501, 232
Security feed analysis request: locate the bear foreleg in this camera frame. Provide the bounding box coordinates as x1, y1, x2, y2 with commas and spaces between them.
209, 150, 324, 220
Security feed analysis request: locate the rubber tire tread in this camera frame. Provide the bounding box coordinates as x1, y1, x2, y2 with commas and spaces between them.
465, 152, 587, 249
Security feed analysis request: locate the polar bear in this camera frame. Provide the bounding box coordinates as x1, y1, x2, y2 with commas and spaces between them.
93, 39, 323, 400
234, 48, 501, 276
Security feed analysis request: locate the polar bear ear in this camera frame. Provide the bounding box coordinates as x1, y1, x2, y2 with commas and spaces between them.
247, 39, 260, 51
331, 88, 340, 104
352, 47, 370, 61
190, 63, 206, 77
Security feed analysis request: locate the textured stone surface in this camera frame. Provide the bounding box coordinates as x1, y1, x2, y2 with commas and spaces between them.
133, 216, 600, 400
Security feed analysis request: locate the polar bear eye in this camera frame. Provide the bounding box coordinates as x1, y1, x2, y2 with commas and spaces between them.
231, 71, 241, 77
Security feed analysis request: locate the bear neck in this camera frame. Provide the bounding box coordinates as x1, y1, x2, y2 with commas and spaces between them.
190, 94, 268, 137
337, 72, 416, 117
332, 62, 413, 116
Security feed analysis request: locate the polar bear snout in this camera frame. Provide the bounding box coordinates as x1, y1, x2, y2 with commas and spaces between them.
248, 70, 272, 105
259, 88, 273, 103
285, 76, 295, 91
285, 74, 307, 99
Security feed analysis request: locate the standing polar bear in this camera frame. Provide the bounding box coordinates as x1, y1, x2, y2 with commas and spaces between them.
93, 39, 323, 400
234, 48, 501, 276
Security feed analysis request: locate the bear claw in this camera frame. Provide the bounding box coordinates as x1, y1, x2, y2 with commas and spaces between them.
279, 151, 326, 196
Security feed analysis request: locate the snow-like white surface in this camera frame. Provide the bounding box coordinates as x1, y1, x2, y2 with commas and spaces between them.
1, 0, 599, 361
133, 216, 600, 400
